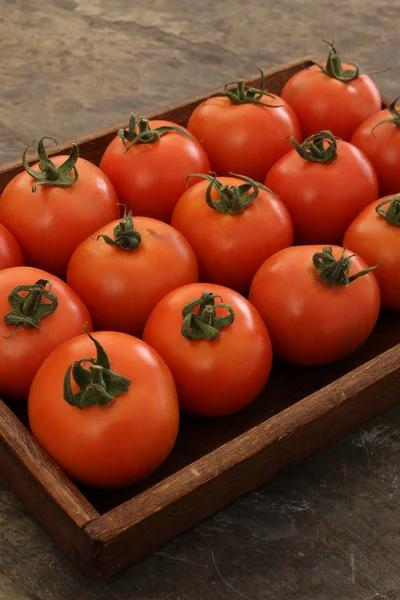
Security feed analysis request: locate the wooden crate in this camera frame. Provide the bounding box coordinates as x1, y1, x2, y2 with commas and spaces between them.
1, 56, 399, 579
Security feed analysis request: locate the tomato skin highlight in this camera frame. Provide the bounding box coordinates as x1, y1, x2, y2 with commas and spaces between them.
344, 196, 400, 311
99, 120, 211, 223
0, 224, 24, 270
28, 331, 179, 488
351, 106, 400, 197
171, 176, 293, 294
265, 139, 379, 245
186, 95, 301, 181
0, 156, 119, 278
249, 245, 381, 367
142, 283, 272, 417
0, 266, 92, 400
67, 216, 199, 337
281, 64, 381, 141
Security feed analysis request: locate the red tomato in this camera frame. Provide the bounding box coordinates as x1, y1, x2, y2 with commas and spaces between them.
187, 79, 301, 181
171, 174, 293, 294
281, 43, 381, 141
351, 99, 400, 196
28, 330, 179, 488
143, 283, 272, 417
249, 245, 380, 366
99, 116, 211, 223
344, 194, 400, 311
0, 224, 24, 270
265, 131, 379, 245
0, 139, 119, 278
67, 211, 199, 337
0, 266, 92, 400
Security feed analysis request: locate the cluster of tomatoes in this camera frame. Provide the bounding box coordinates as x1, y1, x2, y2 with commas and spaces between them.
0, 42, 399, 489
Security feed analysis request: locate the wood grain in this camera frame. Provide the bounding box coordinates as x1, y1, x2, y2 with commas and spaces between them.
0, 401, 99, 572
0, 56, 398, 579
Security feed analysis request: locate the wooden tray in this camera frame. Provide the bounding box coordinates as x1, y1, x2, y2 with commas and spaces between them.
1, 56, 399, 579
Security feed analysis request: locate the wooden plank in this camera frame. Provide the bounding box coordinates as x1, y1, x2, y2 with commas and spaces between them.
83, 343, 400, 578
0, 56, 316, 193
0, 400, 99, 573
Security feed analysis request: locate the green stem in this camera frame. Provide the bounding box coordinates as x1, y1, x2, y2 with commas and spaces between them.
3, 279, 58, 338
375, 194, 400, 226
311, 40, 359, 82
208, 69, 282, 107
181, 291, 235, 340
290, 130, 338, 163
186, 172, 277, 214
371, 96, 400, 135
313, 246, 379, 287
94, 205, 141, 250
118, 114, 196, 151
22, 136, 79, 192
63, 328, 131, 409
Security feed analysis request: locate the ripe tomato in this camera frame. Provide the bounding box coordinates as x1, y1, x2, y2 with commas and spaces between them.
67, 210, 199, 337
281, 43, 381, 140
344, 194, 400, 311
187, 77, 301, 181
265, 131, 379, 245
0, 266, 92, 400
0, 137, 119, 278
28, 330, 179, 488
0, 224, 24, 270
142, 283, 272, 417
99, 116, 211, 223
351, 98, 400, 196
249, 245, 380, 366
171, 174, 293, 294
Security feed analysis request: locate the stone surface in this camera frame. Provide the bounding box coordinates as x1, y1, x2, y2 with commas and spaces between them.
1, 1, 400, 599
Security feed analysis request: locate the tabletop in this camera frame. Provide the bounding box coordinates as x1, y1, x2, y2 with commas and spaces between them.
1, 1, 400, 599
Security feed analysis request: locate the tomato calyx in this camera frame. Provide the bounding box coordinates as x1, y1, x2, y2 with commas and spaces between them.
290, 130, 337, 163
118, 114, 196, 151
376, 194, 400, 226
181, 291, 235, 340
22, 136, 79, 192
3, 279, 58, 338
64, 328, 131, 410
371, 97, 400, 136
94, 206, 141, 251
208, 70, 282, 108
187, 172, 277, 214
311, 41, 360, 83
313, 246, 379, 287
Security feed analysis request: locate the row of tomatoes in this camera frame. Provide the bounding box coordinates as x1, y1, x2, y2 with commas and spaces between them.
0, 42, 399, 489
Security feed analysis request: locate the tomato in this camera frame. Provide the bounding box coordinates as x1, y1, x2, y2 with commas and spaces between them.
0, 266, 92, 400
265, 131, 379, 245
28, 330, 179, 488
186, 77, 301, 181
249, 245, 380, 366
0, 138, 119, 278
99, 116, 211, 223
142, 283, 272, 417
344, 194, 400, 311
0, 224, 24, 270
67, 210, 198, 337
281, 43, 381, 141
351, 98, 400, 196
171, 174, 293, 294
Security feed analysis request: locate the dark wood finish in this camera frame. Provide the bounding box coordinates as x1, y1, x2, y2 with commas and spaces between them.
84, 343, 400, 577
0, 403, 98, 573
0, 56, 398, 579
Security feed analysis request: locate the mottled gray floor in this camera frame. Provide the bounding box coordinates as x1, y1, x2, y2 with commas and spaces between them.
1, 1, 400, 599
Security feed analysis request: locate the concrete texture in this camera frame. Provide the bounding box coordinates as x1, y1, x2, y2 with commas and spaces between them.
1, 1, 400, 599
